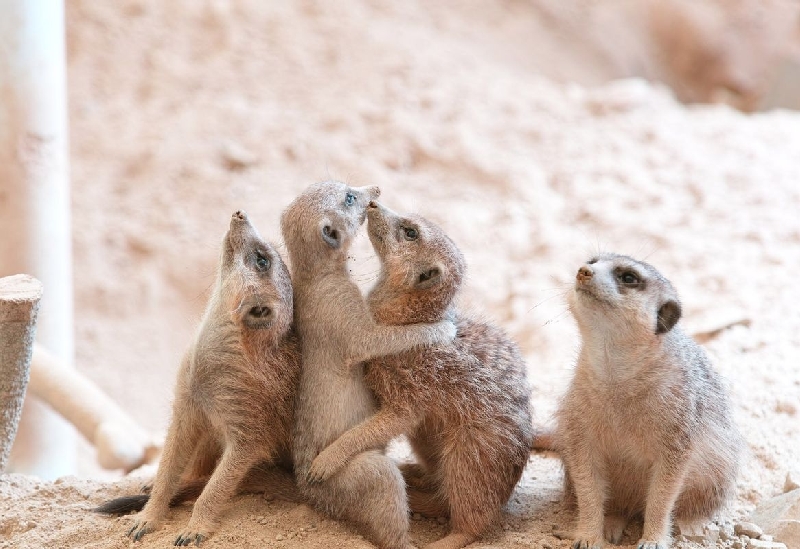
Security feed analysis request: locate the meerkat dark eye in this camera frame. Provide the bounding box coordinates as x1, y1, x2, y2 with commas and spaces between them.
587, 257, 598, 265
345, 192, 356, 206
255, 252, 270, 271
619, 271, 639, 285
403, 227, 418, 241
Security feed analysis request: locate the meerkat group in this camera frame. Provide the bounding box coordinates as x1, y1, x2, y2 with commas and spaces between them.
97, 181, 742, 549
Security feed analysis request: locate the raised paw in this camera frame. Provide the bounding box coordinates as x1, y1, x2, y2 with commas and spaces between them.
174, 530, 208, 546
572, 537, 605, 549
636, 541, 665, 549
306, 448, 347, 483
127, 518, 158, 542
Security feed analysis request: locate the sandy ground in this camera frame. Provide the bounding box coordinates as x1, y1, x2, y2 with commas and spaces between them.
2, 1, 800, 548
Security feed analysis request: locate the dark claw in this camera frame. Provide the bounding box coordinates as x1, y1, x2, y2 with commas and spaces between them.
134, 528, 146, 542
175, 535, 184, 546
195, 534, 206, 546
127, 524, 137, 537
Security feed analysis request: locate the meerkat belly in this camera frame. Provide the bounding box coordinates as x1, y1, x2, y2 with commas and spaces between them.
298, 357, 376, 452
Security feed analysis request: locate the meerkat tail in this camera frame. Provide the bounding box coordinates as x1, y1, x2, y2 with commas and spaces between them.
94, 480, 208, 515
94, 494, 150, 515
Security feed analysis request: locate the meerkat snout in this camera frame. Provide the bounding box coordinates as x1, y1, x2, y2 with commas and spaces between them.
576, 266, 593, 282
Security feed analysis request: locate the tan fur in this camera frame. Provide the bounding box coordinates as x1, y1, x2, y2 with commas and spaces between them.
124, 211, 301, 545
306, 202, 534, 549
282, 182, 457, 549
555, 253, 742, 549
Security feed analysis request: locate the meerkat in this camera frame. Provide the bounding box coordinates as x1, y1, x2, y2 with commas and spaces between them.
306, 201, 534, 549
282, 181, 457, 549
112, 211, 301, 546
555, 253, 742, 549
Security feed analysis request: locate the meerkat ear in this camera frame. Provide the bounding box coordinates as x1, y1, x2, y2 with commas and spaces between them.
319, 219, 341, 249
656, 299, 681, 334
415, 266, 442, 289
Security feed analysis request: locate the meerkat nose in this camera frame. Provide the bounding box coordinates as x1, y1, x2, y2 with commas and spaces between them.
577, 266, 594, 282
368, 201, 378, 208
233, 210, 247, 220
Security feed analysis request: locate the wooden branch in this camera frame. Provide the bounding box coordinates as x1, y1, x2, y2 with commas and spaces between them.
0, 274, 43, 472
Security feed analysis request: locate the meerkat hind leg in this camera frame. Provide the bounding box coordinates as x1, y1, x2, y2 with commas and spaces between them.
310, 450, 411, 549
174, 444, 261, 546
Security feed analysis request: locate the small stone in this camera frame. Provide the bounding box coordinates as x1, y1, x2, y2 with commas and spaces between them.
749, 488, 800, 549
275, 534, 284, 541
411, 513, 423, 521
736, 522, 764, 538
785, 471, 800, 493
760, 534, 773, 541
436, 516, 447, 525
748, 540, 787, 549
705, 523, 720, 544
676, 520, 714, 543
732, 541, 744, 549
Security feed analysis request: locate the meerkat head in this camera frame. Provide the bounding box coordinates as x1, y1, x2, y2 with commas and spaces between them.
219, 211, 293, 336
280, 180, 380, 268
366, 200, 465, 324
568, 253, 682, 341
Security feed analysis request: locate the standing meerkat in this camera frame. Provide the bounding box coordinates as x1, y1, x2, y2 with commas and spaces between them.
556, 253, 741, 549
306, 201, 534, 549
282, 181, 457, 549
119, 211, 301, 546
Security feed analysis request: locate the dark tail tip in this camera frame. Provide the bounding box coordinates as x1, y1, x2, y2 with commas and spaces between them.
93, 494, 150, 515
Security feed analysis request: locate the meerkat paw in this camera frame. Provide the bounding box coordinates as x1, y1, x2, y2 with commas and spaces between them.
126, 517, 160, 542
636, 540, 666, 549
306, 447, 347, 483
174, 529, 209, 547
572, 536, 605, 549
603, 514, 627, 544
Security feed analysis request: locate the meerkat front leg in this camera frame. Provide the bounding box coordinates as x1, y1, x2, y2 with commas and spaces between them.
638, 457, 689, 549
350, 321, 456, 363
174, 444, 259, 546
568, 446, 608, 549
307, 409, 414, 482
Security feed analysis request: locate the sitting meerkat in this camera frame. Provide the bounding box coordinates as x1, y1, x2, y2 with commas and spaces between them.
282, 181, 457, 549
114, 211, 301, 546
556, 253, 742, 549
306, 201, 534, 549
